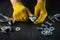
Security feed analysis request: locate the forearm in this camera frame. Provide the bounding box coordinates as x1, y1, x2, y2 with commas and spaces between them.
37, 0, 46, 2
10, 0, 20, 5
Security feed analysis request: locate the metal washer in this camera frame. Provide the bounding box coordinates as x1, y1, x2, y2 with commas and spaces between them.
15, 27, 21, 31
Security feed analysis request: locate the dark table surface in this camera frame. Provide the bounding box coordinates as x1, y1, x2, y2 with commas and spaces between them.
0, 0, 60, 40
0, 21, 60, 40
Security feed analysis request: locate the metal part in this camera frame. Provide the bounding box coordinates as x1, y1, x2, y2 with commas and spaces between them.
0, 25, 21, 33
0, 13, 15, 25
41, 27, 53, 36
0, 26, 11, 33
15, 27, 21, 31
29, 16, 36, 22
46, 21, 52, 26
44, 28, 49, 31
49, 27, 54, 31
41, 24, 47, 27
38, 22, 54, 36
0, 14, 12, 20
48, 14, 60, 23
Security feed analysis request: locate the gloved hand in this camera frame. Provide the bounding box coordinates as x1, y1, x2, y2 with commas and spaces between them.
34, 1, 47, 24
12, 2, 33, 22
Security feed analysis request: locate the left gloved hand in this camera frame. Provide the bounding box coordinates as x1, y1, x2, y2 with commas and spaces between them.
12, 2, 33, 22
34, 1, 47, 24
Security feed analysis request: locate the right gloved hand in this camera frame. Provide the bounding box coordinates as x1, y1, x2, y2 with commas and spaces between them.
34, 1, 47, 24
12, 2, 33, 22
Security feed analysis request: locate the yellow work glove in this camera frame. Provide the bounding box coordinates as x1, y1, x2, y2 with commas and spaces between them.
34, 1, 48, 24
12, 2, 33, 22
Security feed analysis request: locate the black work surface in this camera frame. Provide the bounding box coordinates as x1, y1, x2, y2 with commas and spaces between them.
0, 21, 60, 40
0, 0, 60, 40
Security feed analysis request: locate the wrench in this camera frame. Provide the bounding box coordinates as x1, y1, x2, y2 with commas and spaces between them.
0, 13, 15, 25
